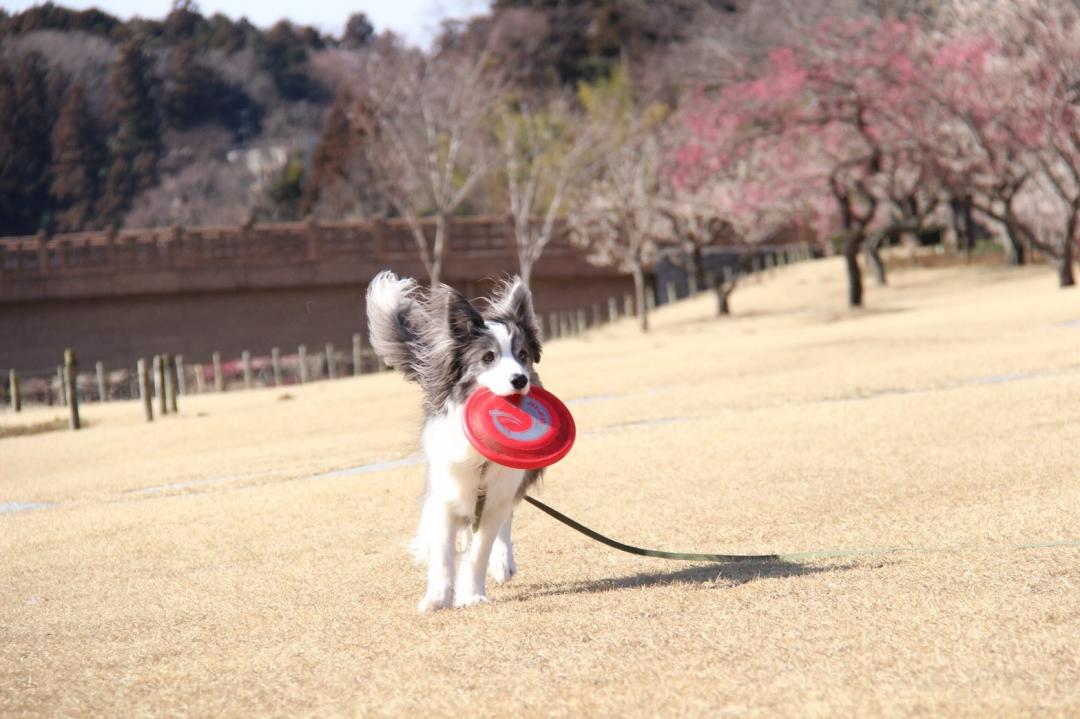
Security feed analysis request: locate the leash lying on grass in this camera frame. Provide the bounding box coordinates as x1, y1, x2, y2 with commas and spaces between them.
523, 495, 1080, 563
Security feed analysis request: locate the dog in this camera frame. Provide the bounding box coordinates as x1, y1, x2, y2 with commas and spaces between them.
366, 271, 543, 612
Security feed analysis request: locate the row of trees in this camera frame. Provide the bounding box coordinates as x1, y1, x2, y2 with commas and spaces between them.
0, 42, 162, 234
304, 48, 681, 329
304, 1, 1079, 331
0, 1, 373, 235
674, 1, 1080, 300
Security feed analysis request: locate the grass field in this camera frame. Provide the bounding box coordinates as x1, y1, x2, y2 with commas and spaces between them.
2, 257, 1079, 717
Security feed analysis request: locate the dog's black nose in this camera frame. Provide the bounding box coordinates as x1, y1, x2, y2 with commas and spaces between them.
510, 374, 528, 390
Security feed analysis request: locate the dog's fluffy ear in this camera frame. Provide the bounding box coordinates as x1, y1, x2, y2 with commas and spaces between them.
488, 276, 542, 363
442, 286, 485, 340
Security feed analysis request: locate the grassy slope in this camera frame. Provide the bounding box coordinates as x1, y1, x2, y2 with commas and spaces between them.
2, 257, 1079, 717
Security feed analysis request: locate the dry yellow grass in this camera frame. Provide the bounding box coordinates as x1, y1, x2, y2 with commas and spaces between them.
2, 257, 1079, 717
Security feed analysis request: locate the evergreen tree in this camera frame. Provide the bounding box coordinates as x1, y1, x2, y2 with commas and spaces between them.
164, 39, 262, 139
301, 91, 353, 214
164, 40, 208, 129
343, 13, 374, 48
0, 52, 55, 234
50, 85, 104, 232
257, 21, 317, 101
100, 40, 161, 225
163, 0, 206, 45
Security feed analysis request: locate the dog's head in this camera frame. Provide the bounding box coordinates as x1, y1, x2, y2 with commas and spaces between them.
432, 277, 542, 403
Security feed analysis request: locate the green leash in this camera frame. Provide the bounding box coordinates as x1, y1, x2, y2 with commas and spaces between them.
523, 495, 1080, 563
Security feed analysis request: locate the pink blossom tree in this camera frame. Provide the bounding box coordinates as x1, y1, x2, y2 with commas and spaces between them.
676, 18, 936, 307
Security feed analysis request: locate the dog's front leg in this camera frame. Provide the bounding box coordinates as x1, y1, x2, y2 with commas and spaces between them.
456, 500, 513, 607
416, 496, 461, 613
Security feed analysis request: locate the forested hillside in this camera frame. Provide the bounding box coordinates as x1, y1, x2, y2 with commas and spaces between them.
0, 1, 348, 234
0, 0, 789, 235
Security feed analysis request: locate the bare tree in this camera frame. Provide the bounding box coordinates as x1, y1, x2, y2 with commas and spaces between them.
358, 48, 503, 286
568, 124, 669, 332
498, 95, 597, 286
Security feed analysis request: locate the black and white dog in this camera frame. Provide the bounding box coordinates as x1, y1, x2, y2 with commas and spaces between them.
366, 271, 543, 612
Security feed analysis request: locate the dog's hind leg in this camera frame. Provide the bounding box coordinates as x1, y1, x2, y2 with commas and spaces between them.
487, 513, 516, 583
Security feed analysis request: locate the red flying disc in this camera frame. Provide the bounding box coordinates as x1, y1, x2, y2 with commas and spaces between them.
463, 386, 576, 470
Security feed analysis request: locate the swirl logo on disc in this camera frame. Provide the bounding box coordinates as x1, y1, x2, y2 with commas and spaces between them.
488, 396, 553, 443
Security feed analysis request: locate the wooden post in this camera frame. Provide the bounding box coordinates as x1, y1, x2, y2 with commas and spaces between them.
666, 281, 677, 305
175, 354, 186, 396
213, 352, 224, 392
154, 355, 167, 415
64, 349, 80, 430
298, 345, 308, 384
36, 229, 49, 276
688, 274, 698, 295
608, 297, 618, 323
304, 215, 320, 261
325, 343, 336, 380
548, 313, 559, 340
95, 361, 108, 402
57, 366, 67, 406
138, 358, 153, 422
591, 303, 602, 327
9, 369, 20, 412
242, 350, 253, 389
577, 308, 588, 333
165, 354, 178, 413
272, 347, 283, 386
624, 294, 634, 318
560, 313, 570, 338
194, 364, 206, 394
352, 334, 363, 376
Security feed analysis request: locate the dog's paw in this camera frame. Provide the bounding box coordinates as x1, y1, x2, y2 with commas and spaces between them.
487, 557, 516, 583
488, 543, 516, 583
454, 593, 490, 609
417, 593, 453, 613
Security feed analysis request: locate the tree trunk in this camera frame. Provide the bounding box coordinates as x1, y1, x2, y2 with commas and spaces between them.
689, 244, 706, 292
1002, 221, 1026, 266
951, 196, 975, 258
716, 286, 730, 315
866, 231, 887, 286
1060, 223, 1076, 288
519, 256, 533, 287
632, 263, 649, 332
429, 213, 447, 287
843, 233, 864, 307
715, 266, 735, 316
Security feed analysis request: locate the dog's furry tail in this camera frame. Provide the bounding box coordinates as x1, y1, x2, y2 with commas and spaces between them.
366, 271, 426, 383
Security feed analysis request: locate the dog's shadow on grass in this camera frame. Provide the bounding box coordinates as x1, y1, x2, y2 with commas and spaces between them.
509, 559, 853, 601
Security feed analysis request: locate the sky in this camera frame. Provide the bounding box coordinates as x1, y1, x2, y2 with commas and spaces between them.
0, 0, 493, 47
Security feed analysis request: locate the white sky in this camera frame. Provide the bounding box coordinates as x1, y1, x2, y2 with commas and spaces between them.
0, 0, 493, 47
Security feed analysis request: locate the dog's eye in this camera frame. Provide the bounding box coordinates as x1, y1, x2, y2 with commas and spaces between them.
482, 351, 495, 364
517, 350, 528, 361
